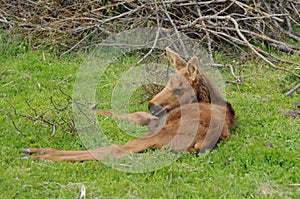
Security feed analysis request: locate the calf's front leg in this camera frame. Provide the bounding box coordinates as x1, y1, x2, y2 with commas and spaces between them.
94, 109, 158, 126
20, 127, 175, 162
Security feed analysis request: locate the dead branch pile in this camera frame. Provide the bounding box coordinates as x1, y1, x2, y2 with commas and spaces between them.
0, 1, 300, 75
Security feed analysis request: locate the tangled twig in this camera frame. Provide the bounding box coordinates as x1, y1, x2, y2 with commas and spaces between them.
5, 88, 77, 135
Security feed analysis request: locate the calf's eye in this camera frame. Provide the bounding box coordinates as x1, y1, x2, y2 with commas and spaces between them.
173, 88, 183, 95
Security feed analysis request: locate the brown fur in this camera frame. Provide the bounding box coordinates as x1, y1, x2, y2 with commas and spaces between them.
21, 48, 235, 162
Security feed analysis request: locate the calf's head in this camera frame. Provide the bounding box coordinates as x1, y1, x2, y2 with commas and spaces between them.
148, 48, 211, 117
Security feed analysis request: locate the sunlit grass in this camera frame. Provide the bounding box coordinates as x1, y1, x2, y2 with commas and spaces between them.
0, 38, 299, 198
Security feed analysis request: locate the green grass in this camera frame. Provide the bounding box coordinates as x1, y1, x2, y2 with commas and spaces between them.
0, 39, 299, 198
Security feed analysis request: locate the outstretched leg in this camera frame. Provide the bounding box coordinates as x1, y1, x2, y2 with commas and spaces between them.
21, 145, 124, 162
20, 148, 96, 161
21, 125, 177, 162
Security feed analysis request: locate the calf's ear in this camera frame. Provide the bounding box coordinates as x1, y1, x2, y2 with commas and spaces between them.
166, 47, 187, 70
187, 56, 200, 81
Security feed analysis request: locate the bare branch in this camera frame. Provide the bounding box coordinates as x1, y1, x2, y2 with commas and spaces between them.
285, 83, 300, 97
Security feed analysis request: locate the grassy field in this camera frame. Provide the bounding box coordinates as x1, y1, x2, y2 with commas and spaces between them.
0, 37, 299, 198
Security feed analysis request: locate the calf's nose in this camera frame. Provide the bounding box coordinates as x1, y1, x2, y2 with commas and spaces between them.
148, 102, 166, 117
